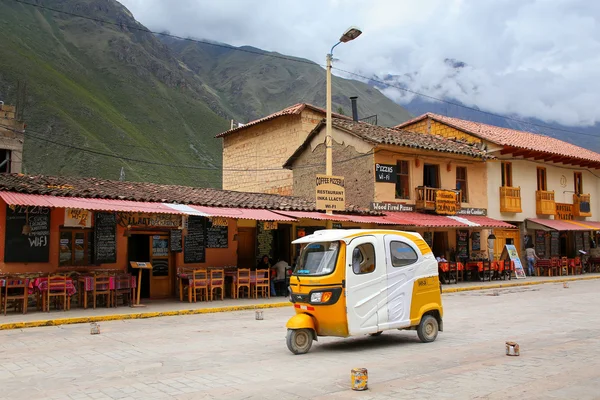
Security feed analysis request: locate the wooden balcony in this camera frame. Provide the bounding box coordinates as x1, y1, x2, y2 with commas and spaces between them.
415, 186, 461, 213
536, 190, 556, 215
556, 203, 573, 220
573, 193, 592, 217
499, 186, 522, 213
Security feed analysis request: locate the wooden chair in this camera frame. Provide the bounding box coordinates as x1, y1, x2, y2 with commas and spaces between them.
235, 268, 251, 299
93, 274, 111, 309
571, 258, 582, 275
254, 269, 270, 298
192, 269, 209, 302
481, 261, 492, 282
209, 269, 225, 301
560, 257, 569, 276
448, 263, 459, 283
112, 273, 133, 307
46, 274, 68, 312
2, 277, 29, 315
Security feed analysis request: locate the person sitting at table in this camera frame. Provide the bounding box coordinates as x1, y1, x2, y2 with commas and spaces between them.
436, 255, 447, 262
525, 244, 539, 276
272, 258, 289, 296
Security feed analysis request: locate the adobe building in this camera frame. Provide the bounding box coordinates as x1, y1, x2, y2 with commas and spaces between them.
0, 102, 24, 174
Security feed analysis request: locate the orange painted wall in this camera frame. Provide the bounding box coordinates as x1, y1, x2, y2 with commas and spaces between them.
177, 218, 239, 268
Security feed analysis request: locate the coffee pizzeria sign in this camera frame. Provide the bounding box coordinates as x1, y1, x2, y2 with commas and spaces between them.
315, 174, 345, 211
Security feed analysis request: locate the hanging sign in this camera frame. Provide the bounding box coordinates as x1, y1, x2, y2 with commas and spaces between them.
211, 217, 228, 227
118, 212, 182, 228
64, 208, 92, 228
264, 221, 278, 230
315, 174, 345, 211
457, 208, 487, 216
501, 244, 526, 279
370, 202, 415, 212
435, 190, 459, 215
374, 163, 397, 183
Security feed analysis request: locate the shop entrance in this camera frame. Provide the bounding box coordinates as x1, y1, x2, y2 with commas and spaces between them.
275, 224, 292, 264
237, 227, 256, 268
128, 233, 172, 299
432, 232, 448, 260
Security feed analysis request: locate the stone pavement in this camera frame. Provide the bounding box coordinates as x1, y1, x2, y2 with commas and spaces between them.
1, 279, 599, 399
2, 273, 598, 328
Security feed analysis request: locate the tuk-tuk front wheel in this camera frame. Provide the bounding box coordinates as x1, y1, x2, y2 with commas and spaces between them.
417, 315, 439, 343
286, 328, 313, 355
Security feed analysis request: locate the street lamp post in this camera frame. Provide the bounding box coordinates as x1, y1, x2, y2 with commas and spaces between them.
325, 26, 362, 217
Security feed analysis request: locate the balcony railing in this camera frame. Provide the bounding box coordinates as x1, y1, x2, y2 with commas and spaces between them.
415, 186, 461, 213
556, 203, 573, 220
573, 193, 592, 217
499, 186, 522, 213
535, 190, 556, 215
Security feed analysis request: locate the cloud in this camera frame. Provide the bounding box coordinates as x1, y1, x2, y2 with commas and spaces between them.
119, 0, 600, 127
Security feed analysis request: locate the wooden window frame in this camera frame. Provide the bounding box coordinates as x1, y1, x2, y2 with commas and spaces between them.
59, 228, 94, 267
537, 167, 547, 191
574, 172, 583, 195
501, 162, 513, 187
456, 166, 468, 203
395, 160, 410, 200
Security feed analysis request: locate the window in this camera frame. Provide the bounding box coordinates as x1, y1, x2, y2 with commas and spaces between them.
456, 166, 468, 203
423, 164, 440, 188
574, 172, 583, 195
501, 162, 513, 187
59, 229, 94, 267
293, 241, 339, 276
0, 149, 11, 173
390, 241, 418, 267
537, 167, 547, 191
395, 160, 410, 199
352, 243, 376, 274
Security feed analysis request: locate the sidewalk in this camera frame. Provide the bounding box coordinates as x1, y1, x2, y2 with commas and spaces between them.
1, 273, 599, 330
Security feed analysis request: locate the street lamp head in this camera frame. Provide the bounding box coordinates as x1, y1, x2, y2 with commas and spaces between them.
339, 26, 362, 43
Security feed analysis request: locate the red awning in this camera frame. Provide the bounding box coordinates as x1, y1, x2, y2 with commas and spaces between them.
0, 192, 186, 215
447, 215, 517, 229
272, 210, 348, 222
527, 218, 599, 231
342, 215, 398, 225
190, 206, 297, 222
383, 212, 516, 229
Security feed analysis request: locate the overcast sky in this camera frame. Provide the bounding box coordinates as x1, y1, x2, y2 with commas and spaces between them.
119, 0, 600, 128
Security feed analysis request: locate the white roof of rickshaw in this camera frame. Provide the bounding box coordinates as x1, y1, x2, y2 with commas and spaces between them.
292, 229, 424, 245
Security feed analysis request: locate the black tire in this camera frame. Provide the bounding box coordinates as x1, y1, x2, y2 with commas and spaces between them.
417, 314, 439, 343
369, 331, 383, 337
286, 328, 313, 354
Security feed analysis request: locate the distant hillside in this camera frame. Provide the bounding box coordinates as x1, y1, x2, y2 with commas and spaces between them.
0, 0, 413, 188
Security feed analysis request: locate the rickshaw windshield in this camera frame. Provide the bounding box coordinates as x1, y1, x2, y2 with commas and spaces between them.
294, 241, 340, 276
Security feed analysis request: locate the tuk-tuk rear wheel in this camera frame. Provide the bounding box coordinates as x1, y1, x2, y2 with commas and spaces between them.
369, 331, 383, 337
286, 328, 313, 355
417, 315, 439, 343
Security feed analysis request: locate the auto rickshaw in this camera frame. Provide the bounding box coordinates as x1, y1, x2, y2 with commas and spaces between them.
286, 229, 443, 354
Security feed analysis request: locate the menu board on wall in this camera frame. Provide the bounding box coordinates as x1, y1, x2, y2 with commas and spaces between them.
94, 212, 117, 264
471, 232, 481, 251
184, 216, 206, 263
456, 230, 469, 260
206, 220, 228, 248
535, 230, 546, 258
4, 205, 51, 263
575, 232, 584, 253
583, 231, 590, 251
170, 229, 183, 252
256, 220, 274, 260
550, 231, 560, 257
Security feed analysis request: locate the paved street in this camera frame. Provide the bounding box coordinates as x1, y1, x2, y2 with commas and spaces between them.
1, 280, 599, 400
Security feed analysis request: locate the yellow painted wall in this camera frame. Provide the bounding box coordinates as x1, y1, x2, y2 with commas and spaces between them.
402, 118, 483, 145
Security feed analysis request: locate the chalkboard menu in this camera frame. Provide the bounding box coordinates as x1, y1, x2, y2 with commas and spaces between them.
456, 230, 469, 260
184, 216, 206, 263
375, 163, 397, 183
170, 229, 183, 252
94, 212, 117, 264
584, 231, 590, 251
471, 232, 481, 251
550, 231, 560, 257
4, 205, 51, 263
206, 220, 228, 248
256, 221, 274, 260
575, 232, 584, 253
535, 230, 546, 258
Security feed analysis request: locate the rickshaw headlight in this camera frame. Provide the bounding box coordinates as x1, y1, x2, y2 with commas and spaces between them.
310, 291, 333, 303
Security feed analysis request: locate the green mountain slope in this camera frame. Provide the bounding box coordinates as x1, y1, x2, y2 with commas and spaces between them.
0, 0, 413, 188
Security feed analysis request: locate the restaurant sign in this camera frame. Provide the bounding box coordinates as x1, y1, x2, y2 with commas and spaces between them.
374, 163, 397, 183
210, 217, 228, 227
457, 208, 487, 216
264, 221, 278, 230
435, 190, 459, 215
118, 212, 182, 229
315, 174, 345, 211
370, 202, 415, 212
64, 208, 92, 228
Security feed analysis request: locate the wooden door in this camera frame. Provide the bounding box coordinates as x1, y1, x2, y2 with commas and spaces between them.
150, 234, 171, 298
237, 228, 256, 268
493, 229, 521, 260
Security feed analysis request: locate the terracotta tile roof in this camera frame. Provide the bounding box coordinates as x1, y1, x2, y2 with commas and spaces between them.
395, 113, 600, 165
284, 118, 490, 168
0, 174, 373, 214
215, 103, 350, 138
